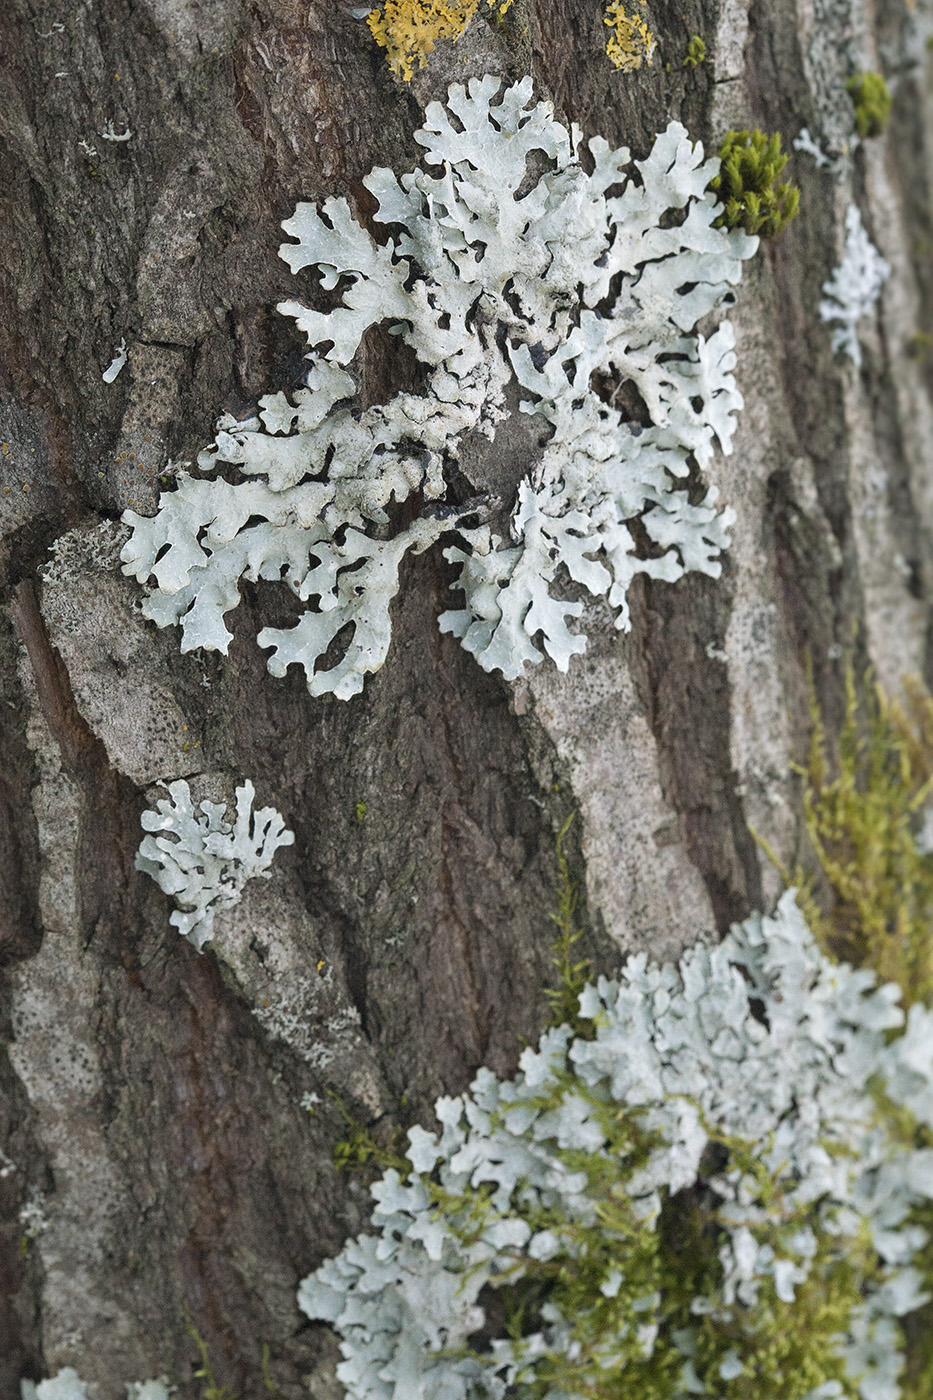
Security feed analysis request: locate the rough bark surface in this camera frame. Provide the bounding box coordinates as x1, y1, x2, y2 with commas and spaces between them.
0, 0, 932, 1394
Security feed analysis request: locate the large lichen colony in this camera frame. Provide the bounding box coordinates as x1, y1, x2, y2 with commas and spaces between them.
42, 0, 909, 1388
301, 893, 933, 1400
122, 78, 756, 700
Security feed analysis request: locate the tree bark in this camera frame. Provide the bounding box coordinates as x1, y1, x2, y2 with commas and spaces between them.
1, 0, 932, 1393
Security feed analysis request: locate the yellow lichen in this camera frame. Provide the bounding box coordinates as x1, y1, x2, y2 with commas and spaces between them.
366, 0, 513, 82
604, 1, 656, 73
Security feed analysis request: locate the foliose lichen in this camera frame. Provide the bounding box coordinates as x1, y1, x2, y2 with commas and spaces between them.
299, 891, 933, 1400
122, 77, 757, 699
709, 129, 800, 239
135, 779, 294, 949
604, 1, 657, 72
21, 1376, 171, 1400
819, 204, 890, 367
846, 72, 893, 139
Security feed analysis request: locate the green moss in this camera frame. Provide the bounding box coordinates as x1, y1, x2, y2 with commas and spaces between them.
185, 1312, 238, 1400
544, 813, 591, 1033
781, 661, 933, 1388
330, 1091, 407, 1175
683, 35, 705, 68
709, 129, 800, 239
846, 71, 892, 139
797, 661, 933, 1004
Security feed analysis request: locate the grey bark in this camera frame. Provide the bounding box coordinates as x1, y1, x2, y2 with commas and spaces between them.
0, 0, 932, 1393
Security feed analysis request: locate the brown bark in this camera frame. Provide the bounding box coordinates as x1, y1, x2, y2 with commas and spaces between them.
0, 0, 931, 1394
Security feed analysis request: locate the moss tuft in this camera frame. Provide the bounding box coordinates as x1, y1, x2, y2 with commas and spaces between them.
709, 129, 800, 239
544, 813, 592, 1033
846, 71, 892, 139
683, 35, 705, 68
798, 662, 933, 1005
787, 661, 933, 1390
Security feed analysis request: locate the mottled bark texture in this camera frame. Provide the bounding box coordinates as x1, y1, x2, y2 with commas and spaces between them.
0, 0, 931, 1393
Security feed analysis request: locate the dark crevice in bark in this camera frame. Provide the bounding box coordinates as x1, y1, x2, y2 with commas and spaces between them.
630, 573, 764, 931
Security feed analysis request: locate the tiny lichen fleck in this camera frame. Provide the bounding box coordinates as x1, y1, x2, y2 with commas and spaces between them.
604, 1, 656, 71
135, 779, 294, 949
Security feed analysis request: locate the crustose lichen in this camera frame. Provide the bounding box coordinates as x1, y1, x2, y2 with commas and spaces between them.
603, 1, 656, 72
366, 0, 513, 81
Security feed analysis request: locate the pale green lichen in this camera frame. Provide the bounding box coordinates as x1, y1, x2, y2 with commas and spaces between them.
301, 891, 933, 1400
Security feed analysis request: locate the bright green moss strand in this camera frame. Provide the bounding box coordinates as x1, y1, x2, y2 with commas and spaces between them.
847, 71, 892, 138
709, 129, 800, 239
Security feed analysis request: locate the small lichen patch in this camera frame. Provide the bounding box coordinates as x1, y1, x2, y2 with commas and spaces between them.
366, 0, 513, 81
819, 204, 890, 367
136, 779, 294, 949
604, 1, 656, 71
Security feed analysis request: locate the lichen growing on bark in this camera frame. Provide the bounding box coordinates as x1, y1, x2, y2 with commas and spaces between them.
122, 78, 757, 697
819, 204, 890, 366
135, 779, 294, 949
366, 0, 514, 81
299, 891, 933, 1400
603, 1, 657, 72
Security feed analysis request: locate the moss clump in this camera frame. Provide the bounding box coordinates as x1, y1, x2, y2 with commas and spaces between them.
791, 662, 933, 1389
846, 71, 892, 139
604, 1, 657, 72
709, 129, 800, 238
367, 0, 513, 81
798, 663, 933, 1005
907, 331, 932, 362
683, 34, 705, 68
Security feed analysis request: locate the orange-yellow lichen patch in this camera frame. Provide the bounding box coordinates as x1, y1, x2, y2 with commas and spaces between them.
604, 1, 656, 72
367, 0, 513, 82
